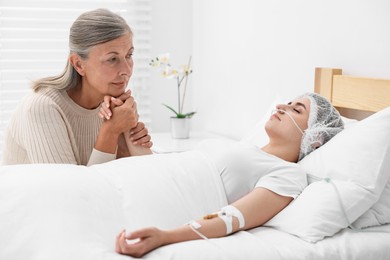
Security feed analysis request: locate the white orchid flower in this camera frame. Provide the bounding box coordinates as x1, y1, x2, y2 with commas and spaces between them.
149, 53, 170, 67
162, 66, 178, 79
150, 54, 195, 118
178, 64, 192, 76
157, 53, 170, 64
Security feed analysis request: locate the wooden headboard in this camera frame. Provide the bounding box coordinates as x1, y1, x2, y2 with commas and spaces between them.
314, 67, 390, 120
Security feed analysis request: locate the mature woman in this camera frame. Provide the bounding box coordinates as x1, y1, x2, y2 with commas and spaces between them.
2, 9, 152, 166
114, 92, 344, 257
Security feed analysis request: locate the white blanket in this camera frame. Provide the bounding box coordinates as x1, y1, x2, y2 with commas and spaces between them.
1, 151, 389, 260
0, 151, 228, 260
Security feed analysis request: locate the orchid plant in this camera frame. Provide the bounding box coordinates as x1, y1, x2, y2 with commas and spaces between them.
150, 53, 196, 118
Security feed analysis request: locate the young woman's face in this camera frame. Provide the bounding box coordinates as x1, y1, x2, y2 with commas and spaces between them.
81, 32, 134, 98
265, 97, 311, 143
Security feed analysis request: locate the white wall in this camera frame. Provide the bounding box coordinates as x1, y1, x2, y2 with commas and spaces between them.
192, 0, 390, 139
149, 0, 193, 132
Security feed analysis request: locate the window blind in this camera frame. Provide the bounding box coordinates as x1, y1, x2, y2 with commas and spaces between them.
0, 0, 151, 161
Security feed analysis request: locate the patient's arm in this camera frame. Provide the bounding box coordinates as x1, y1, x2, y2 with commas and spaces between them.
115, 187, 292, 258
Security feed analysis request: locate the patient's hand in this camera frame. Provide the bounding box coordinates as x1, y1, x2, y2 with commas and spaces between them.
116, 228, 166, 258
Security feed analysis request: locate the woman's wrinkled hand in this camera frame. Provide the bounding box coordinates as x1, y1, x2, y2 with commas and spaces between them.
128, 122, 153, 148
99, 90, 139, 135
99, 90, 132, 120
99, 90, 152, 148
105, 96, 138, 134
115, 228, 166, 258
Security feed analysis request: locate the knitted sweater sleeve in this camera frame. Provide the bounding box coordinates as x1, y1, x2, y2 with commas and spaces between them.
22, 95, 80, 164
4, 92, 118, 165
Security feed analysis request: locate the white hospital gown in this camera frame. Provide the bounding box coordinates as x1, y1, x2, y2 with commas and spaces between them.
196, 140, 308, 204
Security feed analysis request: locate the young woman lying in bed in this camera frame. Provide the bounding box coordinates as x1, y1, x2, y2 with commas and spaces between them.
100, 92, 344, 257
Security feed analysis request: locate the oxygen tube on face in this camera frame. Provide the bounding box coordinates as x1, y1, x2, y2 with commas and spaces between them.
272, 109, 305, 135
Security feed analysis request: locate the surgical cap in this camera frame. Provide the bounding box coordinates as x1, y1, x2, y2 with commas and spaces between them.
298, 92, 344, 161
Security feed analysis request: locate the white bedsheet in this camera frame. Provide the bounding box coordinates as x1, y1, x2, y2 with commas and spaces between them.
0, 151, 389, 260
145, 224, 390, 260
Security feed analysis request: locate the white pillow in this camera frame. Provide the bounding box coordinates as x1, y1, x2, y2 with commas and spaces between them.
339, 115, 390, 229
265, 179, 372, 243
265, 107, 390, 242
341, 116, 390, 229
352, 179, 390, 229
340, 115, 358, 128
341, 115, 390, 229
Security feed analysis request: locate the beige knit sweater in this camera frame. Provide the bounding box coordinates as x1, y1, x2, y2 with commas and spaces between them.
1, 88, 116, 166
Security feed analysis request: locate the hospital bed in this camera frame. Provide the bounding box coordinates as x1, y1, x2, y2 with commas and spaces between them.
1, 67, 389, 259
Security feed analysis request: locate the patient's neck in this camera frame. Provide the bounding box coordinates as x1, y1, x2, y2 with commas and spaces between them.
261, 142, 300, 163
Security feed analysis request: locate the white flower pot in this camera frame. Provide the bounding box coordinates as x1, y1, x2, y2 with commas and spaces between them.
170, 117, 191, 139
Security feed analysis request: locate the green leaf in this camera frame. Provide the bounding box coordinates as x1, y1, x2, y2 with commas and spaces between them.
175, 112, 196, 118
162, 104, 196, 118
162, 104, 179, 117
176, 113, 187, 118
184, 112, 196, 118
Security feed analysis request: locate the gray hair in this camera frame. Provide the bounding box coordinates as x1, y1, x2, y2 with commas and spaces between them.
33, 8, 132, 91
